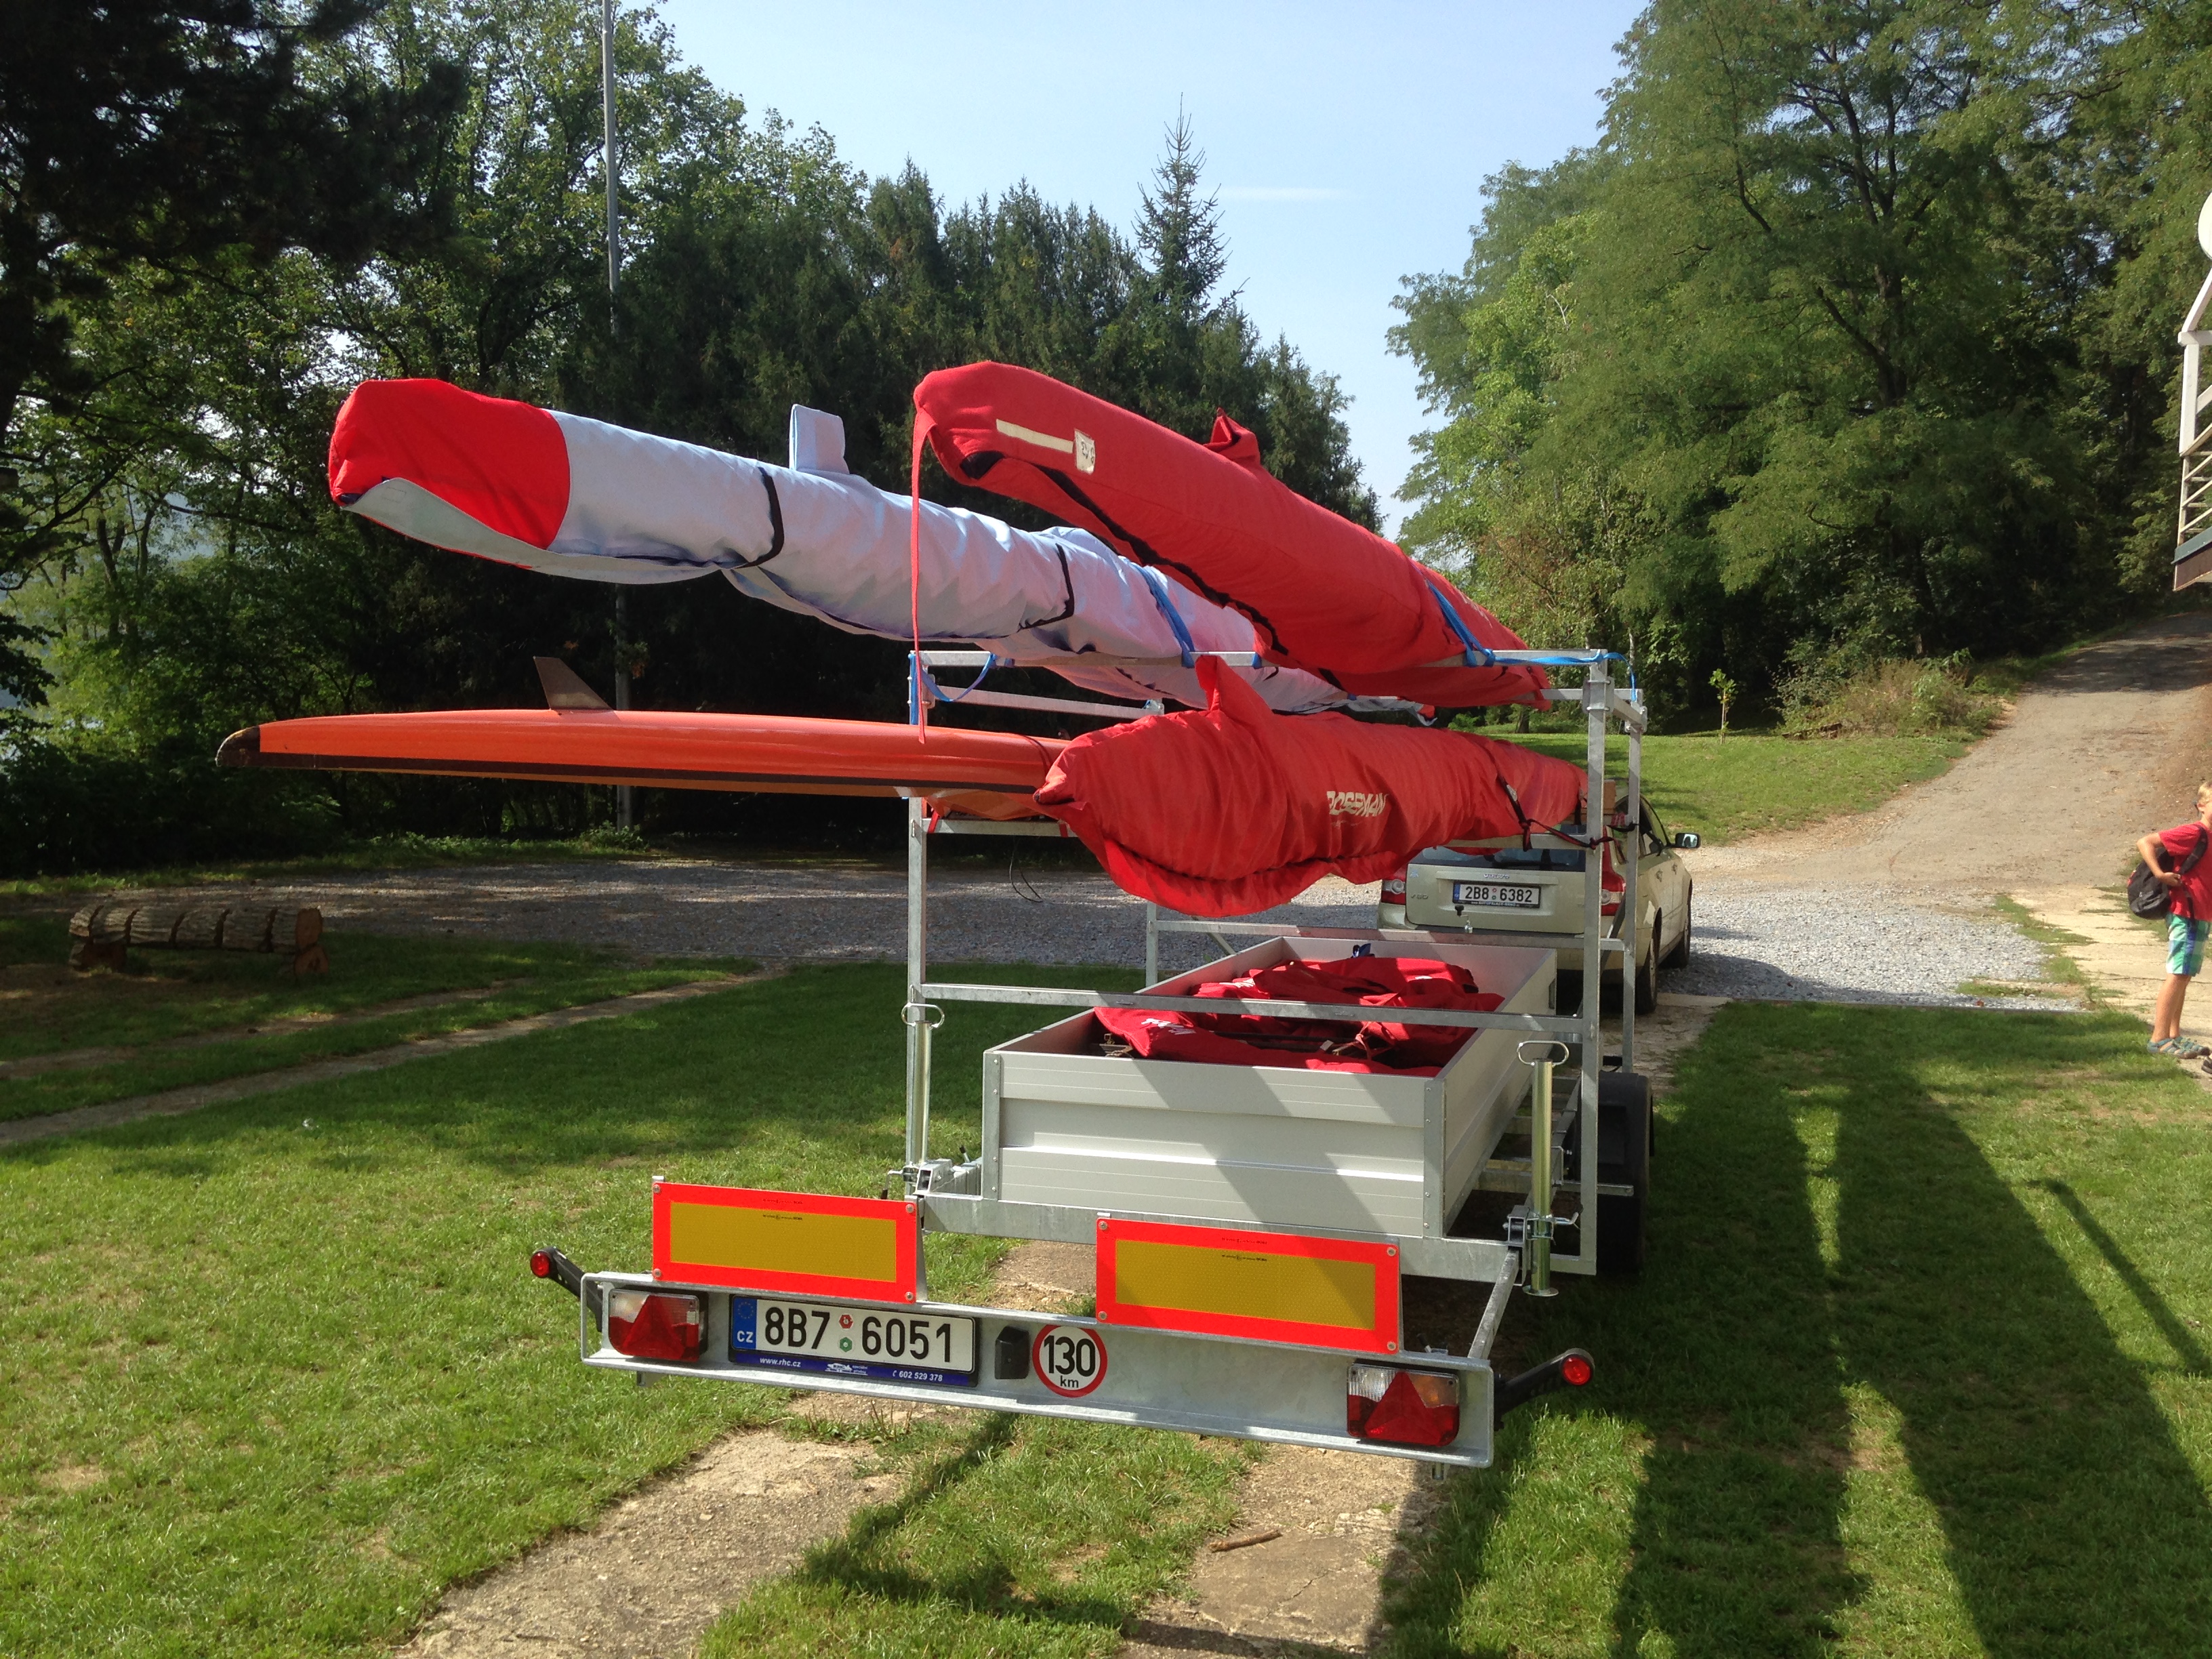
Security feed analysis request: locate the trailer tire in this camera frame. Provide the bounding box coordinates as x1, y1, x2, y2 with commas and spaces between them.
1595, 1071, 1651, 1277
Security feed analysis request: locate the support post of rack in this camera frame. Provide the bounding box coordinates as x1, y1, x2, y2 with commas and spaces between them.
1580, 664, 1610, 1264
1622, 697, 1641, 1075
905, 795, 930, 1170
1519, 1044, 1561, 1296
1144, 902, 1160, 985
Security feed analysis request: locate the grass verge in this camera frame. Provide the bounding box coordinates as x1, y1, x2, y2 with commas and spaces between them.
1500, 731, 1967, 846
0, 914, 741, 1122
0, 960, 1256, 1658
699, 1417, 1245, 1659
1382, 1000, 2212, 1656
0, 830, 656, 899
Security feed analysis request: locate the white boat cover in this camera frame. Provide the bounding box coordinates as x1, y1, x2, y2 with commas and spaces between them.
331, 381, 1353, 714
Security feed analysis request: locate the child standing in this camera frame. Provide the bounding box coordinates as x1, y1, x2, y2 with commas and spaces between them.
2137, 782, 2212, 1059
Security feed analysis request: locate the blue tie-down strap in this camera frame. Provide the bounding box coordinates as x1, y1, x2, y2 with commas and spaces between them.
935, 653, 998, 703
1138, 564, 1201, 668
907, 653, 995, 722
1429, 582, 1496, 668
1515, 649, 1639, 694
908, 655, 997, 720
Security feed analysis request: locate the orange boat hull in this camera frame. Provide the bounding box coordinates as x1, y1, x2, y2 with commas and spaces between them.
218, 709, 1061, 818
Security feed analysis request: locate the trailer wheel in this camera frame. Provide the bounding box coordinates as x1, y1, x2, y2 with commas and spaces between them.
1595, 1071, 1651, 1277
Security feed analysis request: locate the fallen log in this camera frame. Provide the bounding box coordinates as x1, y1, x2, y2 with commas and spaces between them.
68, 903, 327, 975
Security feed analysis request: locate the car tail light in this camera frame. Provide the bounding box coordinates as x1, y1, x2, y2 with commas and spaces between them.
1347, 1365, 1460, 1446
1381, 868, 1408, 903
605, 1288, 704, 1362
1601, 897, 1621, 916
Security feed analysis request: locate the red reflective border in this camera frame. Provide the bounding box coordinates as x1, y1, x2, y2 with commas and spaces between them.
1094, 1218, 1401, 1354
651, 1182, 919, 1301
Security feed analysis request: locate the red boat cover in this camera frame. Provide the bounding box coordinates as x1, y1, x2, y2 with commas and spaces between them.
1094, 956, 1504, 1076
330, 377, 569, 544
915, 362, 1549, 708
1034, 658, 1585, 916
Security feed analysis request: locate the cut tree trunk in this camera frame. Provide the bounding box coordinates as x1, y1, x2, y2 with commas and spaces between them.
68, 903, 327, 975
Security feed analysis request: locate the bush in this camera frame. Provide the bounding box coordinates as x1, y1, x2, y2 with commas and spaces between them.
1779, 655, 2000, 738
0, 737, 342, 877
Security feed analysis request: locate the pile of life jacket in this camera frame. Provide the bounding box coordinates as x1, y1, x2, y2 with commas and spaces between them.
1093, 956, 1503, 1076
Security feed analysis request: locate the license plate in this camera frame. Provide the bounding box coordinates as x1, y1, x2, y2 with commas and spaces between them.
1454, 882, 1541, 909
731, 1296, 977, 1386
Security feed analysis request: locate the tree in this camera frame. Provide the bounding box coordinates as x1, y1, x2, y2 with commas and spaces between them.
1397, 0, 2125, 710
5, 34, 1381, 863
0, 0, 462, 700
1136, 109, 1229, 331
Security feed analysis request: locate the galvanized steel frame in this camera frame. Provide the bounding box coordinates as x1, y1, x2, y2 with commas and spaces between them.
899, 650, 1645, 1287
583, 1269, 1507, 1468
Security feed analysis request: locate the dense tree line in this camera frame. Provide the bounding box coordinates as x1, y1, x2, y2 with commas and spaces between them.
1394, 0, 2212, 715
0, 0, 1369, 869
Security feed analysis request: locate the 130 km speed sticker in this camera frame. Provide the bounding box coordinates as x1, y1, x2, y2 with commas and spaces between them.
1032, 1324, 1107, 1397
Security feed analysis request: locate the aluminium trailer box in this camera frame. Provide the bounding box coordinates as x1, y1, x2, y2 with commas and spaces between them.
977, 935, 1556, 1256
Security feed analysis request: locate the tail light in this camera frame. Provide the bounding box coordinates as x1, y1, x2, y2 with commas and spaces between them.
1381, 868, 1408, 904
605, 1288, 704, 1362
1347, 1365, 1460, 1446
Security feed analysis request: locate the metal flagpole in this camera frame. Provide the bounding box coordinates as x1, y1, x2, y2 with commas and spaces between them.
601, 0, 633, 832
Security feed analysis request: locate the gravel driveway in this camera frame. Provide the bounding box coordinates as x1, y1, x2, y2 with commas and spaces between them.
108, 853, 2055, 1008
112, 859, 1378, 979
1664, 887, 2053, 1007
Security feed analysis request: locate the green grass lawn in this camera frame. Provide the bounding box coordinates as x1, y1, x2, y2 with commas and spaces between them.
1502, 731, 1967, 845
0, 831, 659, 901
0, 913, 740, 1122
1384, 1001, 2212, 1656
14, 962, 2207, 1658
699, 1417, 1245, 1659
0, 960, 1256, 1659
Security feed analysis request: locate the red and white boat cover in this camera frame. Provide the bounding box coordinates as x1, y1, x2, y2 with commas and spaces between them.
326, 378, 1351, 715
914, 362, 1550, 708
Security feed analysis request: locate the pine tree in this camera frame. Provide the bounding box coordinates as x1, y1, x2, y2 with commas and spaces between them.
1135, 108, 1229, 327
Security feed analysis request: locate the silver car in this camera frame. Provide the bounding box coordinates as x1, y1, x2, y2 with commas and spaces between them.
1376, 803, 1698, 1013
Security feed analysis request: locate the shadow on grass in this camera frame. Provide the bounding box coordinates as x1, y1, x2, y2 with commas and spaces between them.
1615, 1006, 2212, 1657
784, 1414, 1126, 1632
1828, 1024, 2212, 1654
1601, 1003, 1860, 1658
1385, 1003, 2212, 1657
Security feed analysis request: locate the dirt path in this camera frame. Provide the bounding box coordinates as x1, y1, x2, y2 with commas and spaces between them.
0, 982, 522, 1080
0, 975, 758, 1147
396, 1245, 1090, 1659
1687, 611, 2212, 1036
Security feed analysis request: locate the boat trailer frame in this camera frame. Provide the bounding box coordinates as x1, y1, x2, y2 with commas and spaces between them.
544, 649, 1647, 1469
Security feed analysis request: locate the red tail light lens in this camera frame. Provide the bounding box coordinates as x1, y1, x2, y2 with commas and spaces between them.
1347, 1365, 1460, 1446
1561, 1352, 1593, 1387
605, 1289, 704, 1362
529, 1249, 553, 1279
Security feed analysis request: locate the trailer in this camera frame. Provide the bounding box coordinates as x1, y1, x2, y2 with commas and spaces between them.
533, 648, 1654, 1469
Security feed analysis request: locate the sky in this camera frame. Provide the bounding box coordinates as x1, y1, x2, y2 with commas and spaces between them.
652, 1, 1641, 534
